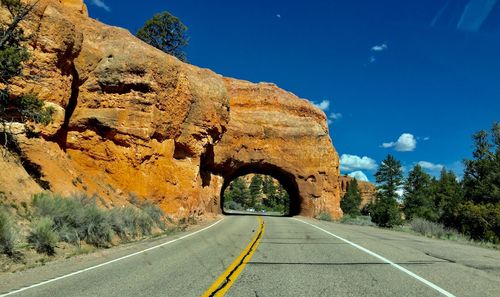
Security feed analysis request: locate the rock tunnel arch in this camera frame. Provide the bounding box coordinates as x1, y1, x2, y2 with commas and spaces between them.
207, 78, 343, 219
219, 163, 301, 216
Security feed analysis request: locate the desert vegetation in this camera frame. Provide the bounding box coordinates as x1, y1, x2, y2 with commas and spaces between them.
0, 192, 177, 272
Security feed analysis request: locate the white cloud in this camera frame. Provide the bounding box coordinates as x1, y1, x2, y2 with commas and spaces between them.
314, 100, 330, 111
327, 112, 342, 125
330, 112, 342, 120
340, 154, 377, 171
418, 161, 444, 172
457, 0, 498, 31
382, 133, 417, 152
348, 171, 369, 182
368, 56, 376, 64
276, 14, 281, 18
423, 137, 430, 141
371, 43, 388, 52
91, 0, 111, 12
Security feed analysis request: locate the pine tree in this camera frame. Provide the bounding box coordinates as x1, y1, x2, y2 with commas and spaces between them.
136, 11, 189, 61
340, 179, 362, 215
262, 175, 277, 208
463, 124, 500, 204
249, 174, 263, 207
403, 164, 436, 221
371, 154, 403, 227
433, 169, 463, 227
274, 184, 289, 213
457, 122, 500, 242
227, 177, 251, 207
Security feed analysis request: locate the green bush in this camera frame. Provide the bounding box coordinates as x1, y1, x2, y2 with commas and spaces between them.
316, 211, 332, 221
78, 205, 112, 248
0, 208, 17, 255
139, 201, 165, 230
28, 217, 58, 255
136, 211, 154, 236
370, 196, 402, 228
31, 193, 112, 247
456, 202, 500, 243
340, 215, 375, 226
109, 202, 165, 240
410, 218, 461, 239
109, 207, 139, 240
30, 193, 167, 249
58, 224, 80, 245
16, 93, 54, 125
32, 193, 80, 228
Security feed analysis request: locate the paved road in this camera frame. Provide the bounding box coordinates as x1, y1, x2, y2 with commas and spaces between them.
1, 216, 499, 296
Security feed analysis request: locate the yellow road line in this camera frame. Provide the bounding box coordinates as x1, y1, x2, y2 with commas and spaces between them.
201, 216, 265, 297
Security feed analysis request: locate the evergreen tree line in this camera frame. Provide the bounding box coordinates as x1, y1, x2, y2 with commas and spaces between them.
341, 123, 500, 243
223, 174, 290, 214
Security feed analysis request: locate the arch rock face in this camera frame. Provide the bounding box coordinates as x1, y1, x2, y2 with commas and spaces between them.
210, 78, 342, 218
3, 0, 342, 219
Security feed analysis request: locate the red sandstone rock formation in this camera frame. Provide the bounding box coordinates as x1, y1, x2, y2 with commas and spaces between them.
339, 176, 376, 209
1, 0, 342, 218
212, 78, 341, 217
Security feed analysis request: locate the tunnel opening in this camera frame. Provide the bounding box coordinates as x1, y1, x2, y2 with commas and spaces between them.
220, 164, 301, 217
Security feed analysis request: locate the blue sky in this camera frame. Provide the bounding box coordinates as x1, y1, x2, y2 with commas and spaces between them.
87, 0, 500, 182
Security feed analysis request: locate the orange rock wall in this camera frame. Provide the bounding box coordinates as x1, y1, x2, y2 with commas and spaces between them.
3, 0, 342, 219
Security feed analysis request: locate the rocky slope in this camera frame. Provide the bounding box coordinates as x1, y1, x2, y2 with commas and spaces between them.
1, 0, 342, 218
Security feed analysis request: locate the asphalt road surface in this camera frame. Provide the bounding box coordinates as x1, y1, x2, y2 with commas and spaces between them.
1, 216, 499, 296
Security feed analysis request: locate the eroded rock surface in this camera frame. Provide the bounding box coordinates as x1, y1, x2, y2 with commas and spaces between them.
3, 0, 342, 218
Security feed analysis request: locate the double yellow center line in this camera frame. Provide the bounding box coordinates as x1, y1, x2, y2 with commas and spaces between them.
202, 216, 265, 297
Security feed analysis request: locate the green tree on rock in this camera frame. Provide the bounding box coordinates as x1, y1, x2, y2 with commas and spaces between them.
370, 154, 403, 227
136, 11, 189, 62
340, 178, 362, 215
1, 0, 53, 149
403, 164, 436, 221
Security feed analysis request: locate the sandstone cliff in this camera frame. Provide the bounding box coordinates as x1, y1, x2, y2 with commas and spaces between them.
1, 0, 342, 218
339, 176, 376, 209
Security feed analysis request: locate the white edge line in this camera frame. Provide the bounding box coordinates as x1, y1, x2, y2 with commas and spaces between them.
1, 218, 225, 296
293, 218, 456, 297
